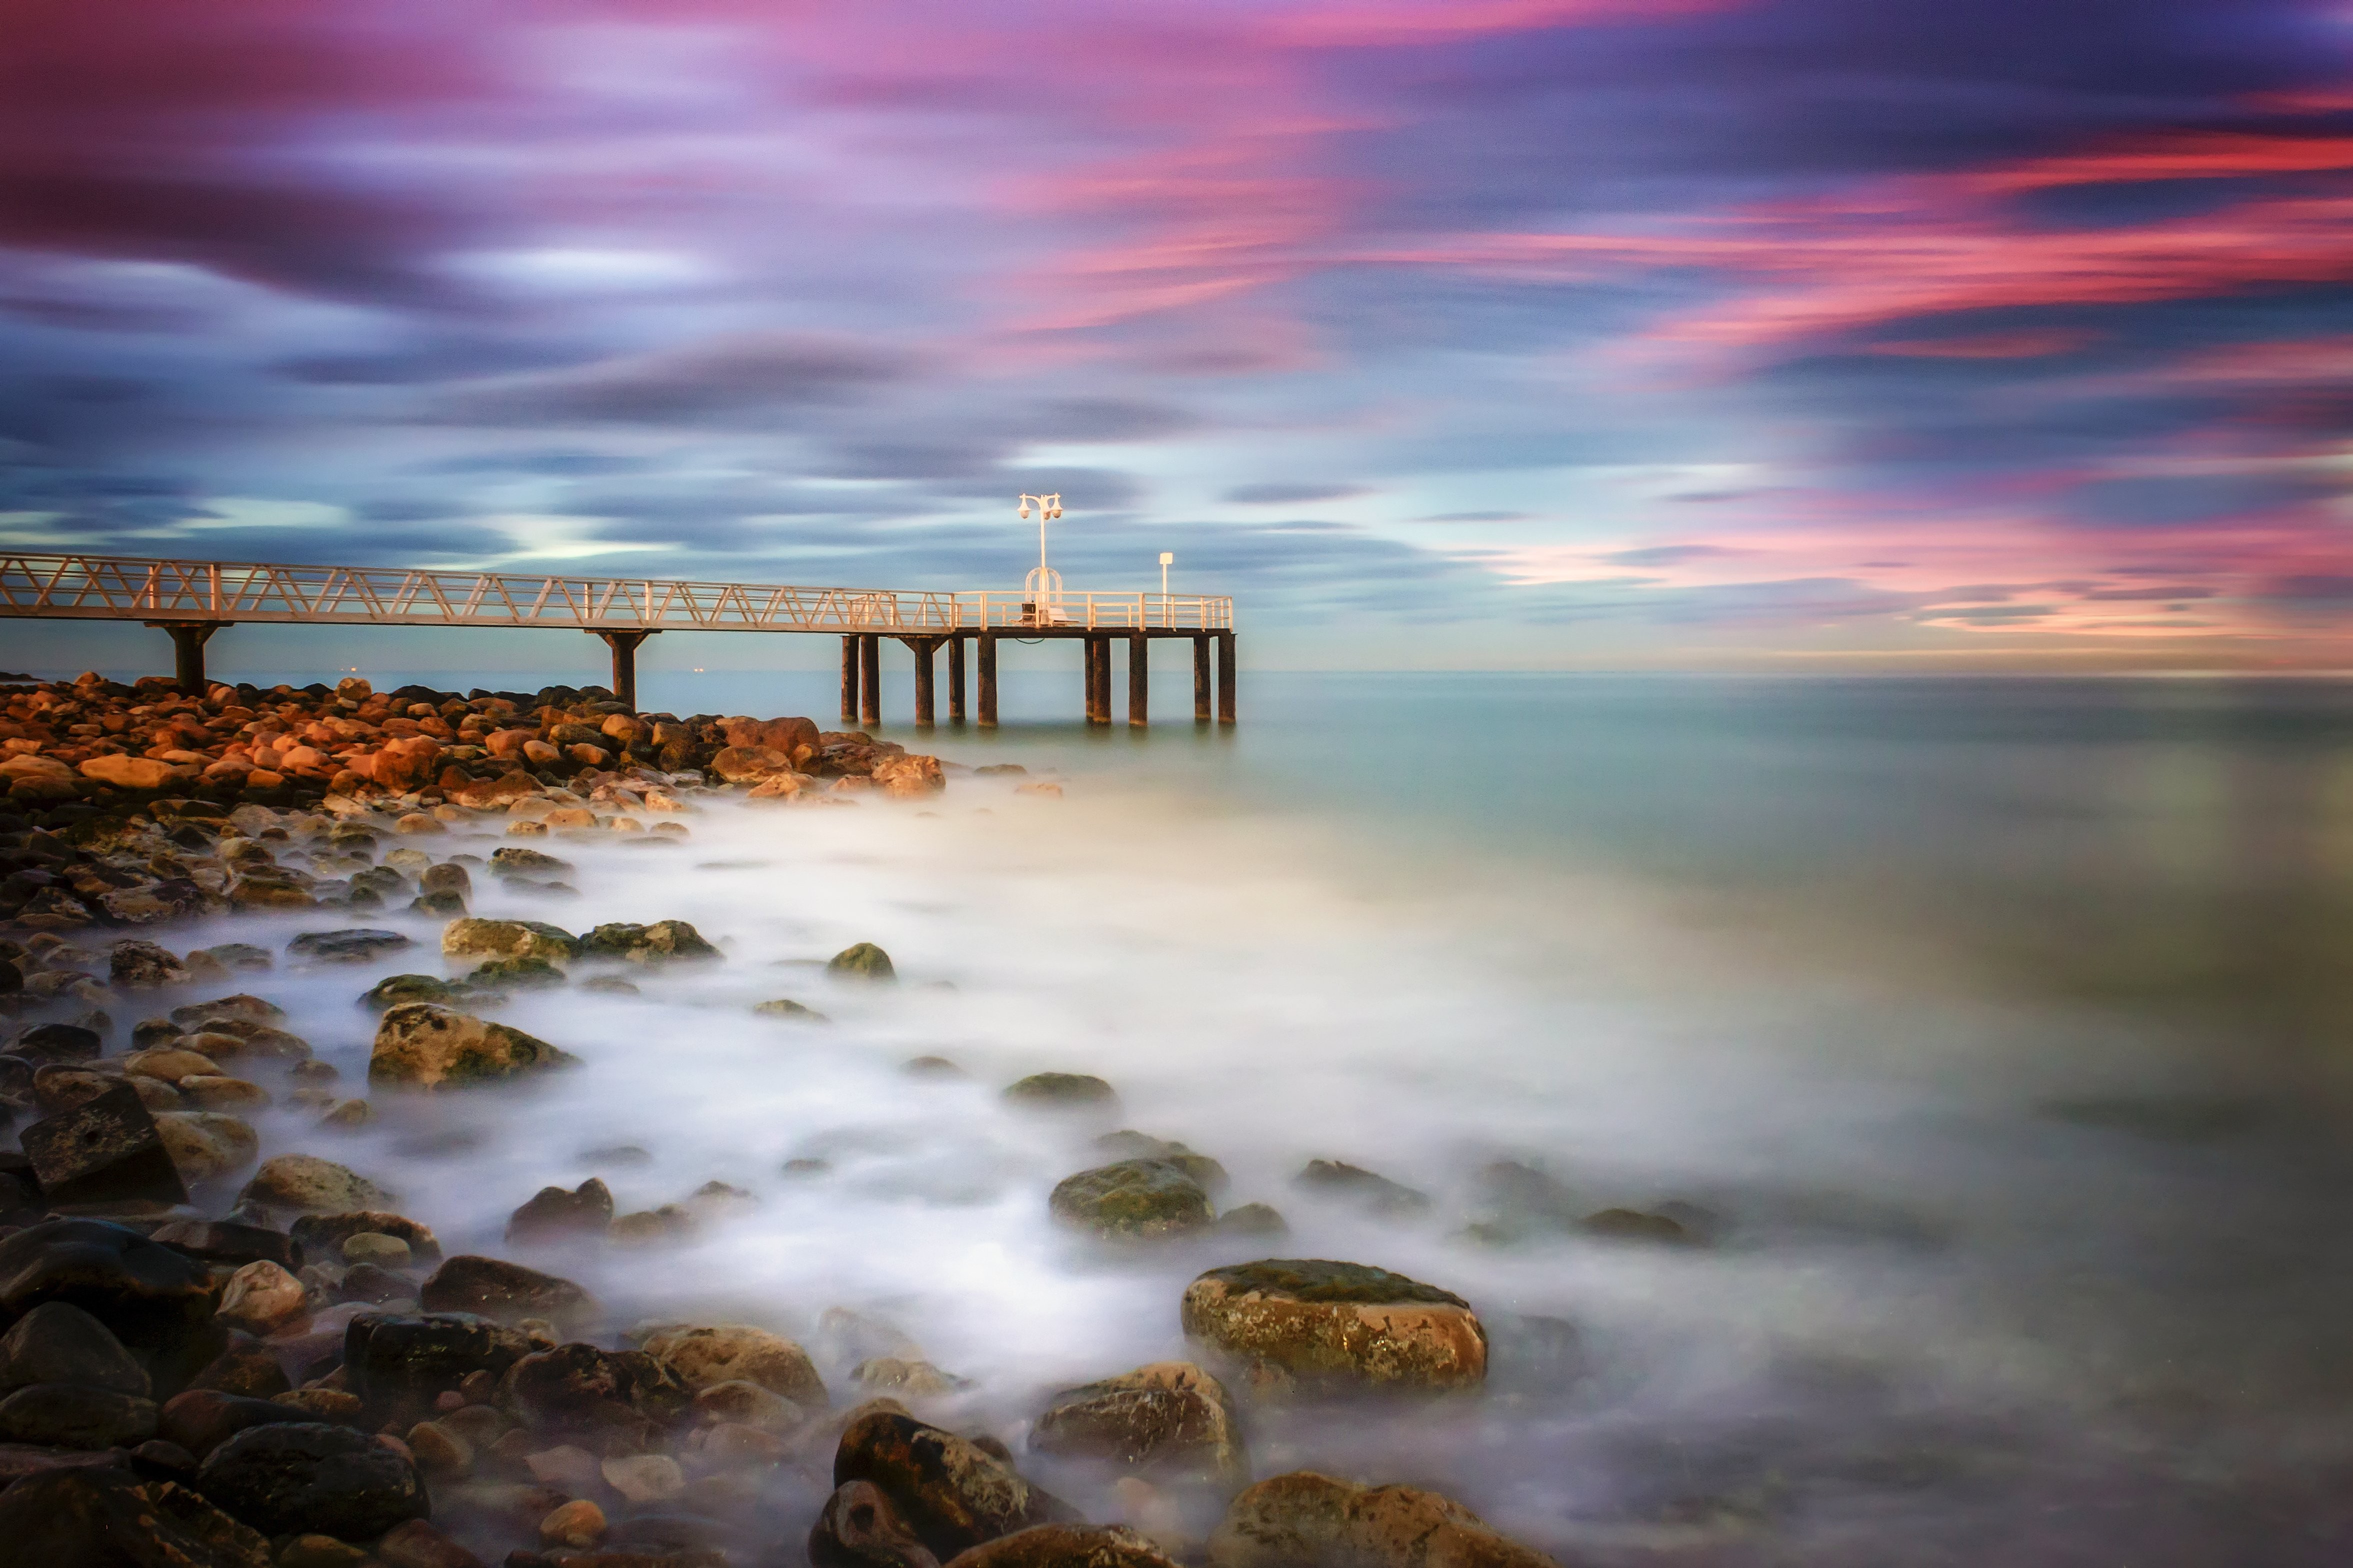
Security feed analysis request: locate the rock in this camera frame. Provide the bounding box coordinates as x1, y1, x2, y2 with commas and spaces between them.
872, 755, 946, 798
362, 974, 470, 1011
170, 995, 284, 1029
835, 1409, 1078, 1561
1293, 1161, 1431, 1216
754, 998, 829, 1021
160, 1389, 311, 1458
128, 1046, 224, 1081
155, 1112, 262, 1184
710, 745, 796, 783
580, 921, 721, 964
508, 1178, 614, 1244
1579, 1208, 1694, 1244
196, 944, 274, 974
185, 1335, 294, 1399
288, 929, 414, 964
488, 847, 575, 879
193, 1420, 428, 1539
0, 1466, 272, 1568
942, 1525, 1180, 1568
238, 1154, 394, 1214
690, 1378, 805, 1432
182, 1075, 272, 1113
1180, 1260, 1486, 1392
468, 956, 566, 989
228, 875, 316, 910
339, 1263, 412, 1305
150, 1220, 300, 1272
852, 1358, 964, 1398
342, 1232, 412, 1268
376, 1518, 484, 1568
419, 1256, 596, 1332
440, 917, 578, 963
508, 1341, 690, 1427
1206, 1473, 1560, 1568
10, 1020, 102, 1064
642, 1323, 826, 1408
610, 1205, 696, 1246
1095, 1134, 1228, 1196
0, 1301, 151, 1396
0, 1380, 158, 1446
32, 1063, 120, 1116
344, 1314, 541, 1407
218, 1261, 308, 1334
1002, 1073, 1118, 1111
1030, 1362, 1244, 1482
826, 942, 896, 982
129, 1436, 200, 1479
279, 1534, 370, 1568
22, 1082, 190, 1208
0, 1228, 213, 1377
1216, 1205, 1288, 1239
524, 1443, 602, 1493
598, 1451, 686, 1504
406, 1418, 474, 1480
542, 1497, 610, 1548
810, 1479, 941, 1568
904, 1056, 966, 1078
110, 939, 193, 989
193, 1019, 312, 1062
1050, 1161, 1216, 1240
370, 1003, 578, 1089
291, 1211, 442, 1265
81, 755, 197, 790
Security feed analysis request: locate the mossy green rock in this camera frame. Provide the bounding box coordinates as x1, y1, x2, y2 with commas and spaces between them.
826, 942, 896, 981
440, 917, 578, 963
468, 956, 566, 990
752, 998, 830, 1022
1004, 1073, 1118, 1110
360, 973, 469, 1011
368, 1002, 579, 1090
1050, 1160, 1216, 1240
581, 921, 720, 964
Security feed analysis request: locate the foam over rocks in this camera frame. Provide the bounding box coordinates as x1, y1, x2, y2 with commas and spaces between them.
0, 667, 1589, 1568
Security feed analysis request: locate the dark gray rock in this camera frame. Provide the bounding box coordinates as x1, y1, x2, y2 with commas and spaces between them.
343, 1313, 542, 1409
290, 1210, 442, 1265
288, 929, 414, 964
418, 1255, 594, 1331
810, 1479, 942, 1568
9, 1021, 102, 1065
0, 1300, 150, 1396
194, 1420, 428, 1539
834, 1409, 1078, 1562
1292, 1160, 1431, 1216
0, 1380, 158, 1447
20, 1083, 190, 1208
160, 1388, 312, 1458
506, 1178, 614, 1244
0, 1465, 270, 1568
506, 1341, 691, 1428
150, 1219, 302, 1272
0, 1220, 216, 1377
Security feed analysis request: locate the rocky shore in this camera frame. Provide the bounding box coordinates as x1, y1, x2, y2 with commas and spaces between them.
0, 671, 1576, 1568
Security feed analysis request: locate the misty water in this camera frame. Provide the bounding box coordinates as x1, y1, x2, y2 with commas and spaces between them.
190, 670, 2353, 1564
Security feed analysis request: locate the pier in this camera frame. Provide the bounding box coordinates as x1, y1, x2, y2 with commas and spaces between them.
0, 552, 1237, 726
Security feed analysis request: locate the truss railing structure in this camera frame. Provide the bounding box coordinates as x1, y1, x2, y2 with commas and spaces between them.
0, 554, 1235, 634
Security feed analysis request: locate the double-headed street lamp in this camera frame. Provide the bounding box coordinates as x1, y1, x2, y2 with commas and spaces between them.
1018, 493, 1062, 622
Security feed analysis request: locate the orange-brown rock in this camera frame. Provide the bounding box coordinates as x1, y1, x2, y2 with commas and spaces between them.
1180, 1260, 1486, 1392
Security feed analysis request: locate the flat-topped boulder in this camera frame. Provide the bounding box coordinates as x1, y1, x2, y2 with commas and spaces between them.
369, 1002, 577, 1089
580, 920, 720, 964
440, 917, 578, 963
1180, 1260, 1486, 1392
1050, 1161, 1215, 1241
238, 1154, 394, 1215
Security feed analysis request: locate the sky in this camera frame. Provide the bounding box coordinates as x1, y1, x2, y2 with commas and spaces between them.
2, 0, 2351, 673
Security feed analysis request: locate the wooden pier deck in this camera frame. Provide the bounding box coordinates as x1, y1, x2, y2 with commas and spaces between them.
0, 552, 1236, 726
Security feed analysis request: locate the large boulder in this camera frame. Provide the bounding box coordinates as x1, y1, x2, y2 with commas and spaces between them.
0, 1301, 151, 1396
21, 1082, 190, 1208
872, 755, 946, 798
826, 942, 896, 982
1206, 1473, 1560, 1568
0, 1380, 158, 1446
0, 1466, 270, 1568
1030, 1362, 1243, 1482
506, 1341, 692, 1427
579, 921, 721, 964
81, 755, 197, 790
507, 1177, 614, 1244
720, 715, 820, 761
155, 1112, 262, 1185
834, 1408, 1078, 1562
710, 745, 796, 783
343, 1313, 540, 1408
642, 1323, 826, 1408
110, 939, 192, 989
942, 1525, 1180, 1568
0, 1220, 216, 1371
194, 1421, 428, 1539
237, 1154, 395, 1215
369, 1002, 578, 1089
1180, 1260, 1486, 1392
440, 917, 578, 963
419, 1256, 596, 1333
1049, 1162, 1216, 1241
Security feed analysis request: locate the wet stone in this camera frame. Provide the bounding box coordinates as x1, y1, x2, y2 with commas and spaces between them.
1030, 1362, 1244, 1482
469, 955, 566, 990
1293, 1160, 1432, 1216
944, 1525, 1180, 1568
194, 1420, 430, 1539
160, 1389, 312, 1459
0, 1300, 152, 1397
22, 1082, 190, 1209
810, 1478, 940, 1568
1050, 1161, 1216, 1241
1180, 1260, 1487, 1392
0, 1380, 159, 1447
0, 1466, 272, 1568
508, 1177, 614, 1244
110, 939, 192, 989
238, 1153, 394, 1214
9, 1020, 102, 1065
1002, 1073, 1118, 1111
1206, 1472, 1560, 1568
344, 1313, 542, 1407
370, 1002, 578, 1089
292, 1211, 443, 1264
288, 929, 414, 964
420, 1255, 597, 1332
826, 942, 896, 982
580, 920, 722, 964
363, 974, 475, 1011
833, 1408, 1079, 1563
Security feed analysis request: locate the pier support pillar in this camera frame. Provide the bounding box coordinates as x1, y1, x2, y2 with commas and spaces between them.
903, 636, 941, 727
948, 635, 968, 725
1216, 631, 1236, 725
978, 633, 999, 728
1084, 635, 1111, 726
1128, 633, 1148, 727
146, 621, 228, 697
1192, 635, 1211, 723
858, 634, 881, 729
840, 636, 859, 722
592, 629, 656, 711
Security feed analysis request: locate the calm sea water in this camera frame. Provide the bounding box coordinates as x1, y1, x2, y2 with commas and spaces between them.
176, 671, 2353, 1561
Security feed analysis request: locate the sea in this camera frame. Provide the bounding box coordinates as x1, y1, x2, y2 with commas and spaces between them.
129, 668, 2353, 1564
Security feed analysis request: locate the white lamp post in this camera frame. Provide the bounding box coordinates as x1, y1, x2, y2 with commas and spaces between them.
1158, 552, 1174, 626
1017, 493, 1062, 625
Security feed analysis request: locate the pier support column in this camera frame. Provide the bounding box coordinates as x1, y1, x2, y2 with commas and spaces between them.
592, 629, 656, 711
858, 634, 881, 729
1084, 635, 1111, 726
1192, 635, 1211, 723
1128, 633, 1148, 727
1216, 631, 1236, 725
978, 633, 999, 728
948, 635, 968, 725
146, 621, 228, 697
840, 636, 860, 722
904, 636, 940, 727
